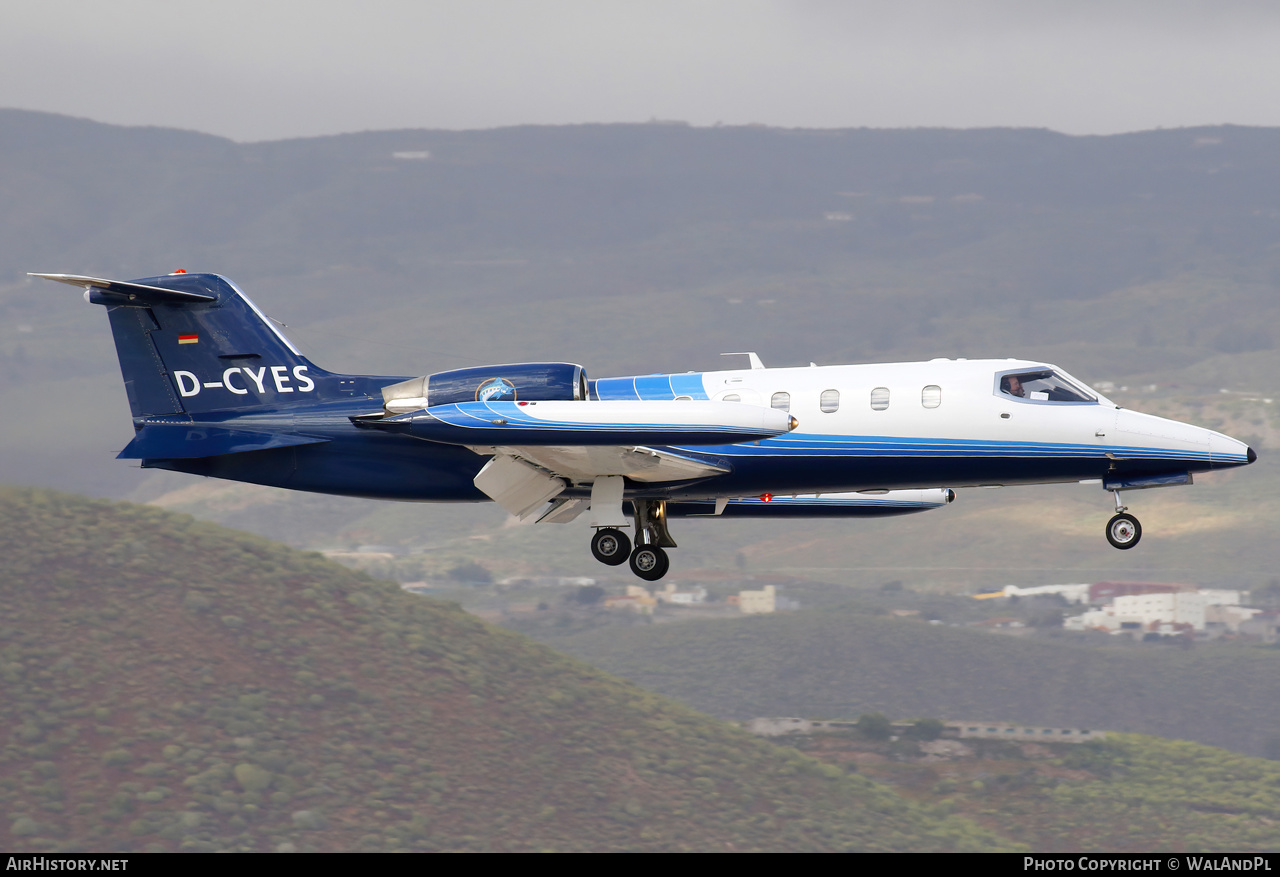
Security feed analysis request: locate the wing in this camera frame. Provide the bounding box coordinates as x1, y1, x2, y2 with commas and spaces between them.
355, 399, 795, 519
357, 399, 795, 446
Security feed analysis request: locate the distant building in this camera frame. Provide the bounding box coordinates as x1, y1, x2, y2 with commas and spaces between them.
1240, 610, 1280, 644
1089, 581, 1186, 603
604, 586, 657, 614
496, 576, 596, 588
945, 723, 1106, 743
1066, 589, 1253, 634
739, 585, 776, 614
656, 583, 708, 605
743, 717, 1105, 743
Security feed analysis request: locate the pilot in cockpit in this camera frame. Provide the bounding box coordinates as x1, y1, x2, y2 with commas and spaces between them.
1001, 375, 1026, 398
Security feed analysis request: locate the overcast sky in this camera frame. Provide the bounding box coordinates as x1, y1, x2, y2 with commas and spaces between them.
4, 0, 1280, 142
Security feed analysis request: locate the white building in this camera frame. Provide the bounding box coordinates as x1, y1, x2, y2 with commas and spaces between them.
739, 585, 777, 614
656, 583, 708, 605
1066, 589, 1249, 633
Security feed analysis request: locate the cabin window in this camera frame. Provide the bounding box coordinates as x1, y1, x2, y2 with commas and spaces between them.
870, 387, 890, 410
770, 391, 790, 411
722, 393, 741, 403
997, 369, 1096, 403
922, 385, 941, 408
820, 389, 840, 413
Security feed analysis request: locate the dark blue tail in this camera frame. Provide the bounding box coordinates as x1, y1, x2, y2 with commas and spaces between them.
38, 272, 382, 417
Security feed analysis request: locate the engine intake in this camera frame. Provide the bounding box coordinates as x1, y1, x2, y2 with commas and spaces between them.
381, 362, 588, 414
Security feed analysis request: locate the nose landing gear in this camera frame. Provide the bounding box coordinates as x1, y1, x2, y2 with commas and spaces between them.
1105, 490, 1142, 550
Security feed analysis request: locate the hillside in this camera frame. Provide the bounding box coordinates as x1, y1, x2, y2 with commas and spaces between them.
779, 730, 1280, 853
0, 486, 1005, 852
531, 602, 1280, 758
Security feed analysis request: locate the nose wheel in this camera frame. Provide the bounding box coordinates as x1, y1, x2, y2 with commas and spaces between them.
1106, 513, 1142, 549
1104, 490, 1142, 549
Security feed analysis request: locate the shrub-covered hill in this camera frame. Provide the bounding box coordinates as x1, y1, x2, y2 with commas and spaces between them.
789, 732, 1280, 853
534, 604, 1280, 758
0, 487, 1007, 853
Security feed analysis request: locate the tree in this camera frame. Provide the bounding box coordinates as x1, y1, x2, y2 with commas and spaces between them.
906, 718, 945, 741
856, 712, 892, 741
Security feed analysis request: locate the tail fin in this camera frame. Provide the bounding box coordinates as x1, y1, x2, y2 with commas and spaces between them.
32, 272, 341, 417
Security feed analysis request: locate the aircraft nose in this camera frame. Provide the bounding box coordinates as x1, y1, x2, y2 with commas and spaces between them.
1208, 431, 1254, 468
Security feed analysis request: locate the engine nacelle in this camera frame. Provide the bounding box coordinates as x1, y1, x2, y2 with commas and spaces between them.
381, 362, 588, 414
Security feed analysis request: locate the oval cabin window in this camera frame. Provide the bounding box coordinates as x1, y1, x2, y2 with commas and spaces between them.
770, 392, 790, 411
722, 393, 741, 403
870, 387, 890, 410
922, 385, 942, 409
820, 389, 840, 413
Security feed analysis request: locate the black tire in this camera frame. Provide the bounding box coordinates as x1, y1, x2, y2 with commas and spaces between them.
629, 545, 669, 581
591, 528, 631, 565
1106, 513, 1142, 550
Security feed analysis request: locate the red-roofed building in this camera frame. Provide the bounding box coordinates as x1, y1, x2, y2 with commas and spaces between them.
1089, 581, 1188, 603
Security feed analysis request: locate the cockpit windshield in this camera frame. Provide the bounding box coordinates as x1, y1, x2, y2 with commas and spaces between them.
998, 369, 1096, 403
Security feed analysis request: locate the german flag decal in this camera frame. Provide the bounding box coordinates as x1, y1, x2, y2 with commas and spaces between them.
177, 334, 199, 345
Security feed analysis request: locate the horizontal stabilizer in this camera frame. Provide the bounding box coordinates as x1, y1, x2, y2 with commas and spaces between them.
118, 426, 329, 460
30, 273, 217, 305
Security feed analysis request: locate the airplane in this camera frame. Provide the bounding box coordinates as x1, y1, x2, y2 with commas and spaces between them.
33, 271, 1257, 581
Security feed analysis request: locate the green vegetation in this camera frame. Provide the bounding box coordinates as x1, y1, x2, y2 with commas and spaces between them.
0, 486, 1008, 852
786, 731, 1280, 852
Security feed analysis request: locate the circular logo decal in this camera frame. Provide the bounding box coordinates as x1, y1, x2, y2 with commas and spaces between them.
475, 377, 517, 402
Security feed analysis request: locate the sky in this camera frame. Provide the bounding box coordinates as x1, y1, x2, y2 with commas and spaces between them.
4, 0, 1280, 142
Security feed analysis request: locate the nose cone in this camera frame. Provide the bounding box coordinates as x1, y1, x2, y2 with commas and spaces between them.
1208, 431, 1255, 468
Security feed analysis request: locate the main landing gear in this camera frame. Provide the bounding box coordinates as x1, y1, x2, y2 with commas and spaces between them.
1105, 490, 1142, 550
589, 499, 677, 581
